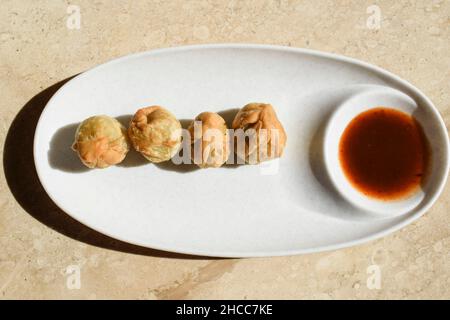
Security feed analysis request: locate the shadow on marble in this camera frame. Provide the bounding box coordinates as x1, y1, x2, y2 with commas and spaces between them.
48, 122, 89, 172
2, 76, 219, 260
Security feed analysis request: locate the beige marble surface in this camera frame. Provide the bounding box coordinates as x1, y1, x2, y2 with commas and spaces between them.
1, 0, 449, 299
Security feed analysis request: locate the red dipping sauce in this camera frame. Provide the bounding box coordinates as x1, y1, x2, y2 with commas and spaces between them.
339, 107, 429, 200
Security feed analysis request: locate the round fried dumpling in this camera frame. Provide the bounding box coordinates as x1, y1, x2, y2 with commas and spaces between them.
128, 106, 182, 163
188, 112, 230, 168
232, 103, 287, 164
72, 115, 130, 169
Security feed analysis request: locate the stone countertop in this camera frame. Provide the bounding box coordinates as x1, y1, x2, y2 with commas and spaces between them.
1, 0, 449, 299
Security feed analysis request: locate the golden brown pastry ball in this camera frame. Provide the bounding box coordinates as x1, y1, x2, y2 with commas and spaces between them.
232, 103, 287, 164
72, 115, 130, 169
188, 112, 230, 168
128, 106, 182, 163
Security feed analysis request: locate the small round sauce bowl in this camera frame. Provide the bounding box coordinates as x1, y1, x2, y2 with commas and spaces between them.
324, 85, 427, 217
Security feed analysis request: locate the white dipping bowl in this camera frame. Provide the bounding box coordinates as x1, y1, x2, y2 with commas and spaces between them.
324, 85, 428, 217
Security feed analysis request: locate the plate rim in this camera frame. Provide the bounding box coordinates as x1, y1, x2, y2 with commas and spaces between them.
33, 43, 450, 257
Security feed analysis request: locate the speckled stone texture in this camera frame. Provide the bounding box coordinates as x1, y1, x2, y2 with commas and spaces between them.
1, 0, 449, 299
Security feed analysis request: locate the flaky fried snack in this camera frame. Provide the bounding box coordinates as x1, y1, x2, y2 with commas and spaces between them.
72, 115, 130, 169
188, 112, 230, 168
128, 106, 182, 163
232, 103, 287, 164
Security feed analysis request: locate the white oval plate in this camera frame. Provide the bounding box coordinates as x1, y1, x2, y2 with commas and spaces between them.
34, 44, 449, 257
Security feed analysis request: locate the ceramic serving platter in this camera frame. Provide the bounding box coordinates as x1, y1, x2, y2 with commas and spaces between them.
33, 44, 449, 257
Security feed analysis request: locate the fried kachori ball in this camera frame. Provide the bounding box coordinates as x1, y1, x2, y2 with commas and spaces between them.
128, 106, 182, 163
188, 112, 230, 168
72, 115, 130, 168
231, 103, 287, 164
